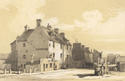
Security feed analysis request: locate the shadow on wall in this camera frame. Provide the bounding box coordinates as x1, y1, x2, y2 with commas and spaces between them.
74, 74, 95, 78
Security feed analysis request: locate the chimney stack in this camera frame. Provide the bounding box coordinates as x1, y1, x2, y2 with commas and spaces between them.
60, 32, 65, 38
47, 23, 52, 30
24, 25, 28, 31
54, 28, 59, 34
36, 19, 42, 27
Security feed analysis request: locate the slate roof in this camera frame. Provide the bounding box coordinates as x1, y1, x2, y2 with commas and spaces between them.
42, 26, 71, 45
17, 29, 34, 41
12, 25, 71, 45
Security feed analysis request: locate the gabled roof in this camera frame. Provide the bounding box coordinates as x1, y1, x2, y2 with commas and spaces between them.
17, 29, 34, 41
12, 24, 71, 46
47, 30, 71, 45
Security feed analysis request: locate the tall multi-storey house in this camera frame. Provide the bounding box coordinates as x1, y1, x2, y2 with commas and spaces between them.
72, 43, 85, 68
10, 19, 72, 71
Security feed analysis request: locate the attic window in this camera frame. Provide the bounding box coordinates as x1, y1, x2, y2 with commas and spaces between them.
23, 43, 26, 47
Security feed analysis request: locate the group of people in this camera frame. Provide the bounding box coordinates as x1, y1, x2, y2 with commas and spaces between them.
94, 64, 106, 76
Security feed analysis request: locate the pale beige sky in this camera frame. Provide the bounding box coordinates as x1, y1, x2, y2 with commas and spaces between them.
0, 0, 125, 56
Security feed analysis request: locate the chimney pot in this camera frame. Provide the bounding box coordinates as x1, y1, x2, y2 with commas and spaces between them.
24, 25, 28, 31
60, 32, 65, 37
47, 23, 52, 30
54, 28, 59, 34
36, 19, 42, 27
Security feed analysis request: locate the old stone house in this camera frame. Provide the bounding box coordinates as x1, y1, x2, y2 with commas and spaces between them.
72, 43, 85, 68
72, 42, 102, 68
10, 19, 72, 71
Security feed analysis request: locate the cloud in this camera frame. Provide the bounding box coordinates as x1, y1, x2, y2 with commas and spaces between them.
74, 10, 125, 35
82, 10, 103, 22
96, 11, 125, 35
72, 10, 125, 55
43, 17, 59, 26
56, 24, 75, 30
94, 39, 125, 43
0, 0, 11, 10
74, 10, 103, 30
74, 20, 85, 28
7, 0, 46, 34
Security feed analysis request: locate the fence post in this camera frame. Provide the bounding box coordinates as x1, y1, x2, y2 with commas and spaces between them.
4, 68, 6, 74
9, 69, 12, 74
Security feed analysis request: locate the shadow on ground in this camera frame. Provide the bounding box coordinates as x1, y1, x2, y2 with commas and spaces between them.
74, 74, 95, 78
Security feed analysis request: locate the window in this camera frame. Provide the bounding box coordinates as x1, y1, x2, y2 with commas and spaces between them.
60, 44, 63, 49
49, 43, 51, 46
23, 43, 26, 47
23, 55, 26, 59
53, 53, 55, 58
53, 41, 55, 48
67, 55, 69, 58
20, 64, 23, 67
60, 53, 63, 58
46, 64, 48, 68
24, 64, 26, 69
50, 63, 52, 68
67, 45, 68, 50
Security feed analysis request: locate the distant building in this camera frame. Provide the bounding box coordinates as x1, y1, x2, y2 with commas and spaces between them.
0, 54, 11, 73
107, 54, 117, 64
72, 43, 101, 68
93, 49, 102, 64
116, 56, 125, 72
84, 47, 95, 68
10, 19, 72, 71
72, 43, 84, 68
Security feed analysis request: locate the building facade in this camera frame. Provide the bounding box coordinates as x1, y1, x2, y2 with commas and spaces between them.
72, 42, 102, 68
72, 43, 84, 68
10, 19, 72, 71
116, 56, 125, 72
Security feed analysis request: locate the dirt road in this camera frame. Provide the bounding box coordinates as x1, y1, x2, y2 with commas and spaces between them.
0, 69, 124, 81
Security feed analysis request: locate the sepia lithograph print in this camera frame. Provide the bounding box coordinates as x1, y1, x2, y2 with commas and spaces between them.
0, 0, 125, 81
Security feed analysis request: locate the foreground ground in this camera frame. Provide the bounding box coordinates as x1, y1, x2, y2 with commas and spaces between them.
0, 69, 125, 81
